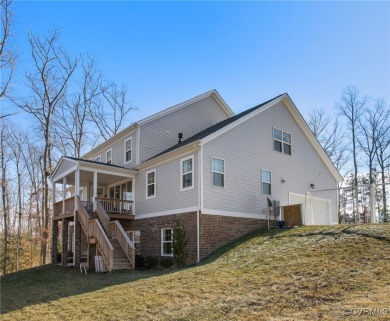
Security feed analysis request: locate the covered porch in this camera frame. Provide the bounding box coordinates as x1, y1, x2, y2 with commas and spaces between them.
50, 157, 137, 270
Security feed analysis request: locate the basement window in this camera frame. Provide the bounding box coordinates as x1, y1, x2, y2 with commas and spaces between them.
127, 230, 140, 254
161, 228, 173, 256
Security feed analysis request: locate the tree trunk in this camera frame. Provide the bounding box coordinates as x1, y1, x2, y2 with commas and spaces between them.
1, 127, 8, 274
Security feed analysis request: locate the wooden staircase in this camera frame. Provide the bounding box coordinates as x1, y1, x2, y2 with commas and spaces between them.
76, 196, 136, 271
111, 238, 133, 270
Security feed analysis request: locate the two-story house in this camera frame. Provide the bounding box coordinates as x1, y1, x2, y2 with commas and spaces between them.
50, 90, 342, 271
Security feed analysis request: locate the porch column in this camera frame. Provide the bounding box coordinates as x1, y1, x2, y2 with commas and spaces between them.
93, 171, 97, 212
74, 169, 80, 265
62, 176, 67, 214
75, 169, 80, 210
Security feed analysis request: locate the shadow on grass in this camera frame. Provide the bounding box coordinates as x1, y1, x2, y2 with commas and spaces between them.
0, 264, 179, 314
199, 227, 285, 265
1, 228, 286, 315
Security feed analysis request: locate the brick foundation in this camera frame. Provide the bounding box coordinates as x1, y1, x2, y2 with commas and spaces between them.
133, 212, 197, 264
74, 218, 82, 266
51, 220, 59, 264
199, 213, 267, 259
61, 219, 69, 265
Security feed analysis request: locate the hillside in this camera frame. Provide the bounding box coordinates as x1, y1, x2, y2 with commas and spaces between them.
1, 225, 390, 320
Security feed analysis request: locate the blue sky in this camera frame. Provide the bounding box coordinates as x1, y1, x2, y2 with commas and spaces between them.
10, 1, 390, 121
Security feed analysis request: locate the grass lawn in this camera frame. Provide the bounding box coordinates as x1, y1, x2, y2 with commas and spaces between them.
1, 224, 390, 320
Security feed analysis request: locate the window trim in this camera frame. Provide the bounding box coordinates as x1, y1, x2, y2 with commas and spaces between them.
127, 230, 140, 254
273, 127, 292, 156
94, 155, 101, 162
145, 169, 156, 199
106, 149, 112, 165
161, 228, 173, 257
180, 155, 194, 191
124, 137, 132, 164
262, 169, 272, 195
212, 157, 225, 188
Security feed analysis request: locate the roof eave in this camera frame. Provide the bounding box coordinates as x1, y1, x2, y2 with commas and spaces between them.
135, 141, 201, 171
82, 123, 139, 159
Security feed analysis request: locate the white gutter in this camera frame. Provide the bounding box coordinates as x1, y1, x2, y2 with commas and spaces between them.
193, 143, 202, 263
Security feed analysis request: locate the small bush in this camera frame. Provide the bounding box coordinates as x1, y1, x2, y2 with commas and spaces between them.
160, 257, 174, 269
145, 256, 158, 269
172, 222, 188, 267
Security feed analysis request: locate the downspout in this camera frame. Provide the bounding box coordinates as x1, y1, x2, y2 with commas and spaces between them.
193, 143, 202, 263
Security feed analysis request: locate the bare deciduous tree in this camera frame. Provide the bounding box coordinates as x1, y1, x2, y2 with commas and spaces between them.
54, 55, 102, 157
336, 86, 369, 222
13, 30, 78, 264
0, 0, 16, 100
373, 99, 390, 222
308, 107, 347, 166
89, 81, 134, 141
0, 121, 10, 273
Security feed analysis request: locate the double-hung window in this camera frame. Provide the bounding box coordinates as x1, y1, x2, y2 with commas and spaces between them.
181, 156, 194, 191
106, 149, 112, 164
127, 230, 140, 254
125, 138, 132, 163
146, 169, 156, 199
262, 170, 271, 195
212, 158, 225, 188
273, 128, 292, 155
161, 228, 173, 256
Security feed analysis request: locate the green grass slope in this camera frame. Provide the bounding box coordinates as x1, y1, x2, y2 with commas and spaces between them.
1, 225, 390, 321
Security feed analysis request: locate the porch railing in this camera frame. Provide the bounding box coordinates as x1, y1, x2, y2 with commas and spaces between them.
65, 196, 75, 214
53, 196, 75, 218
109, 220, 136, 268
97, 197, 133, 215
53, 202, 63, 217
95, 198, 111, 236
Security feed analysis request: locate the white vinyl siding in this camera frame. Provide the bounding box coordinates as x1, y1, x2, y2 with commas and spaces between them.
202, 100, 337, 221
262, 170, 271, 195
135, 153, 198, 216
139, 96, 230, 163
212, 158, 225, 188
161, 228, 173, 256
106, 149, 112, 164
181, 155, 194, 191
146, 169, 156, 199
125, 138, 132, 163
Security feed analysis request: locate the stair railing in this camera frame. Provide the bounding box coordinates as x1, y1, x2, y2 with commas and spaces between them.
76, 196, 91, 236
95, 197, 112, 237
109, 220, 136, 269
89, 219, 114, 272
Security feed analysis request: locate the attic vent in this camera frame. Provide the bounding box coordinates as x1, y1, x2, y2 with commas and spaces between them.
178, 133, 183, 144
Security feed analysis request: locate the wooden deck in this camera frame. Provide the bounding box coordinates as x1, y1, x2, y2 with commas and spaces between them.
53, 197, 134, 220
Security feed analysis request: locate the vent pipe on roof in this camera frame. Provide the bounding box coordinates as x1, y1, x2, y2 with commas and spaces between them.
178, 133, 183, 144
